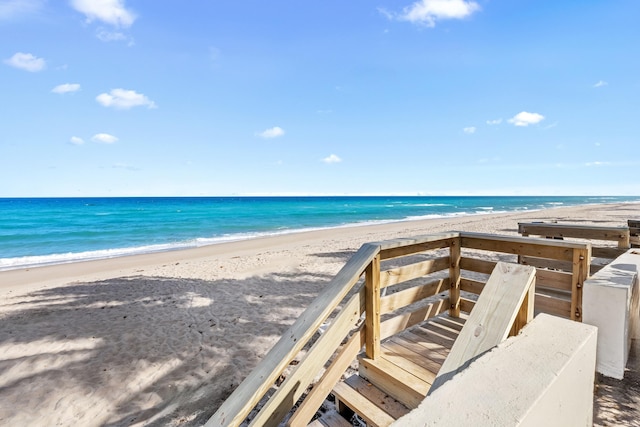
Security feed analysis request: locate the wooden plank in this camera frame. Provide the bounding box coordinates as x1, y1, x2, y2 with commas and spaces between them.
522, 246, 622, 262
629, 219, 640, 247
416, 321, 459, 342
459, 277, 484, 295
535, 268, 572, 292
510, 275, 536, 337
311, 410, 352, 427
459, 297, 475, 314
379, 298, 449, 341
343, 375, 410, 420
429, 262, 536, 394
449, 239, 461, 317
380, 342, 439, 383
571, 247, 590, 321
252, 289, 366, 427
358, 357, 430, 409
519, 255, 572, 272
378, 234, 459, 260
437, 313, 467, 330
592, 247, 628, 259
379, 278, 449, 314
398, 330, 451, 358
426, 318, 464, 338
288, 328, 366, 427
460, 233, 583, 262
388, 336, 446, 372
518, 222, 630, 244
332, 381, 395, 427
462, 231, 591, 249
431, 315, 464, 332
207, 243, 380, 427
380, 256, 450, 288
534, 292, 571, 318
365, 255, 381, 360
460, 257, 496, 275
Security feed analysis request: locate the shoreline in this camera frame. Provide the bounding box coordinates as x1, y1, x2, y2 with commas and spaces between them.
1, 202, 637, 294
0, 201, 638, 425
3, 197, 638, 273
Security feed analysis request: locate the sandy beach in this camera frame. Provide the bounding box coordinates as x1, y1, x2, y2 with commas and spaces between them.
1, 202, 638, 426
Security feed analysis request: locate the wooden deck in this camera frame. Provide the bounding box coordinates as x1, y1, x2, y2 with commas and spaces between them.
317, 313, 467, 426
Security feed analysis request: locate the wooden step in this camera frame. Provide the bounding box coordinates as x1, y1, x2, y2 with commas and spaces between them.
331, 375, 409, 427
358, 356, 430, 409
309, 409, 352, 427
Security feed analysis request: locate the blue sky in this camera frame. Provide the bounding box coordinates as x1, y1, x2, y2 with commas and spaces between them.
1, 0, 638, 197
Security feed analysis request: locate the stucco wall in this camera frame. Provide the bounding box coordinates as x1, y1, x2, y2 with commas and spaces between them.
583, 249, 640, 379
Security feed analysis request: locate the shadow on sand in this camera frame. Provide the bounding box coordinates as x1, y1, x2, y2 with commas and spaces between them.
0, 271, 332, 426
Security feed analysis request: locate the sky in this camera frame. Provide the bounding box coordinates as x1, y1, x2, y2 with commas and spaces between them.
1, 0, 639, 197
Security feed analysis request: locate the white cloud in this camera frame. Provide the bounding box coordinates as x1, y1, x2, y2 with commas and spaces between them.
96, 88, 157, 109
112, 162, 140, 171
508, 111, 545, 127
585, 161, 611, 167
52, 83, 81, 94
70, 0, 135, 28
0, 0, 44, 20
4, 52, 45, 72
463, 126, 476, 134
91, 133, 118, 144
70, 136, 85, 145
389, 0, 481, 27
96, 29, 127, 42
593, 80, 608, 88
322, 154, 342, 164
486, 118, 502, 125
257, 126, 285, 139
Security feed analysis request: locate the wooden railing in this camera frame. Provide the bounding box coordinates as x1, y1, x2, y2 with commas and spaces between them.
629, 219, 640, 247
206, 232, 591, 427
518, 222, 629, 273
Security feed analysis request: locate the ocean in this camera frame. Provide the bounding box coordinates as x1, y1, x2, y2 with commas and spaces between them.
1, 196, 638, 271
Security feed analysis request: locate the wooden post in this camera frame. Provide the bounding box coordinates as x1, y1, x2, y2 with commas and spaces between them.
618, 231, 630, 248
571, 246, 591, 321
365, 255, 381, 360
509, 276, 536, 337
629, 220, 640, 248
449, 238, 461, 317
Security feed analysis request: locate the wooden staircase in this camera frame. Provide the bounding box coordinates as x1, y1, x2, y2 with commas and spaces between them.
313, 262, 536, 426
312, 314, 464, 426
208, 234, 581, 427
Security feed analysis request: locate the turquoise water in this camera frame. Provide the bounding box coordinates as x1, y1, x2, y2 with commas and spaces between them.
1, 196, 638, 270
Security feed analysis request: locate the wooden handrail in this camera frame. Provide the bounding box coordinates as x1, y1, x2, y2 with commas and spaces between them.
518, 222, 630, 248
206, 243, 380, 427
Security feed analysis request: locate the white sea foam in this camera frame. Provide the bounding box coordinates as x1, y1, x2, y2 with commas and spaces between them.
0, 227, 335, 271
